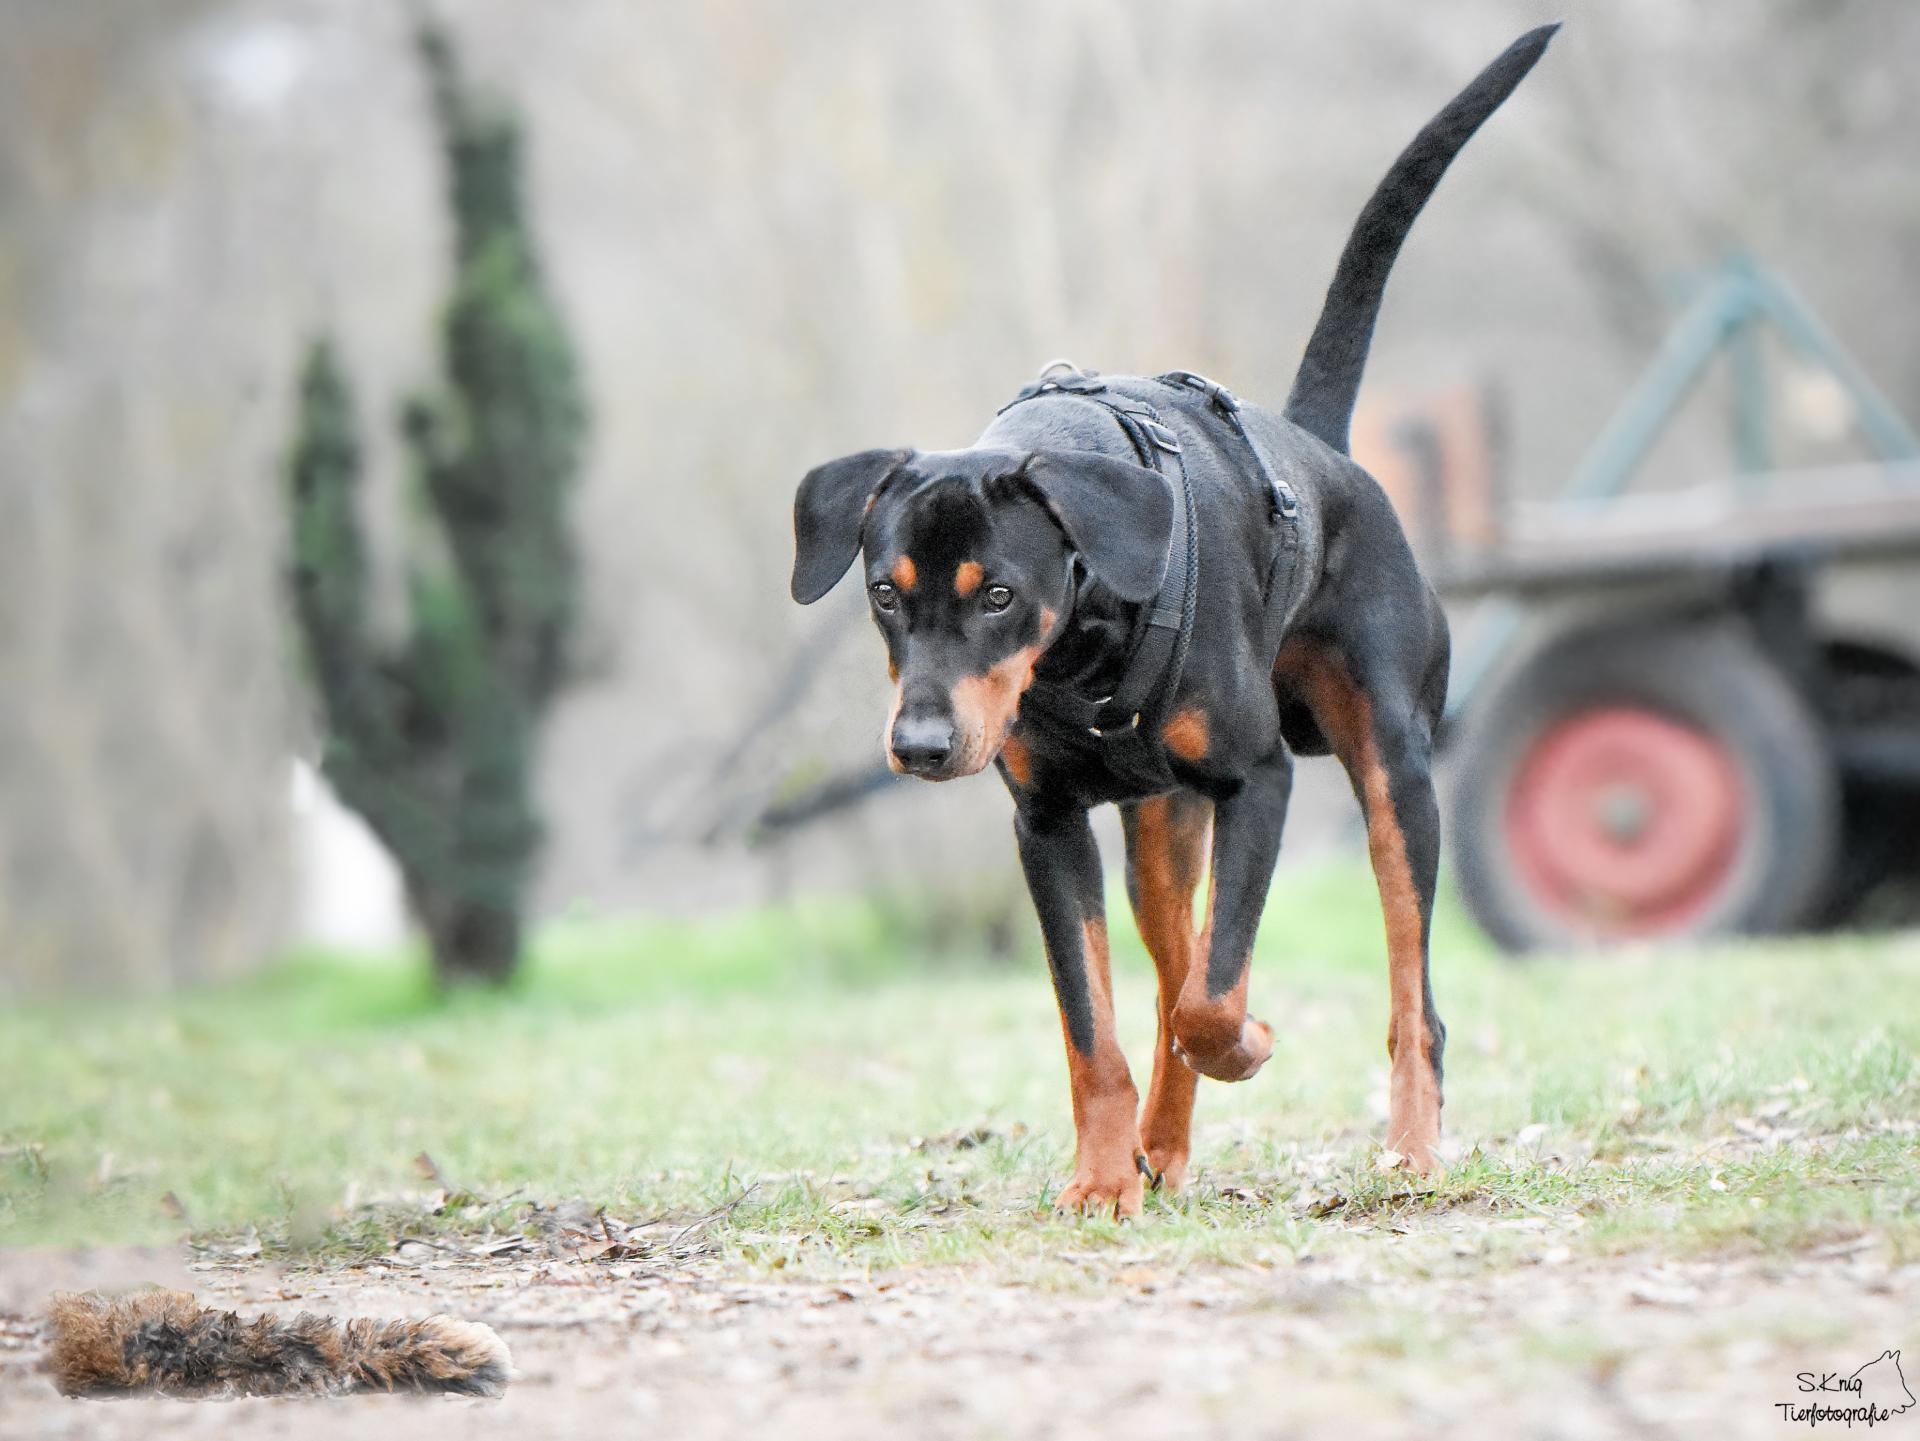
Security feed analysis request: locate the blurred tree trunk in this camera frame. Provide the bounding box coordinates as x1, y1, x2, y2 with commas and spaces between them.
415, 890, 522, 986
284, 25, 585, 986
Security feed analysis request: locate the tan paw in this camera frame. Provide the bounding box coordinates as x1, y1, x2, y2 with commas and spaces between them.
1379, 1134, 1444, 1179
1055, 1165, 1145, 1219
1173, 1016, 1273, 1082
1387, 1071, 1444, 1177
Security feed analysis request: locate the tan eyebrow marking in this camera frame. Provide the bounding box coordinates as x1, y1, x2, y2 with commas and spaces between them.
891, 555, 918, 590
954, 561, 984, 598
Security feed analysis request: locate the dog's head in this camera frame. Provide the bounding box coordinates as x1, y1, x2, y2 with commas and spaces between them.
791, 446, 1172, 780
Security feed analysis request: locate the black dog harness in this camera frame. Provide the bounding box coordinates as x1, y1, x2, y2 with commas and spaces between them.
999, 366, 1197, 738
997, 363, 1302, 787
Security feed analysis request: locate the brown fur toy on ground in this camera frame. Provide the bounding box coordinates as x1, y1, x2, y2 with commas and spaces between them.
43, 1289, 510, 1400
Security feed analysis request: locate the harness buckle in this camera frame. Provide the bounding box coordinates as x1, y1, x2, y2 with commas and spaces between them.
1165, 369, 1241, 415
1140, 419, 1182, 455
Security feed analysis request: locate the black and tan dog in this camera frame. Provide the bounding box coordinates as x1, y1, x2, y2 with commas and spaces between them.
791, 27, 1558, 1215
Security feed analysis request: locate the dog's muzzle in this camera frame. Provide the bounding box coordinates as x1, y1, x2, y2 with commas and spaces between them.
890, 712, 956, 778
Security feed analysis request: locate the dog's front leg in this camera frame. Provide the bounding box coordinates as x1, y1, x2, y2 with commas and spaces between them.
1122, 792, 1213, 1194
1014, 800, 1144, 1218
1171, 748, 1294, 1082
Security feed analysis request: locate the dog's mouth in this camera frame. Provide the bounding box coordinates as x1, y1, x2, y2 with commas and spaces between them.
941, 727, 1004, 781
889, 749, 955, 782
898, 759, 963, 782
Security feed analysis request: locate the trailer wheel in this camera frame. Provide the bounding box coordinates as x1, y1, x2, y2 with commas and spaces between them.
1451, 624, 1839, 953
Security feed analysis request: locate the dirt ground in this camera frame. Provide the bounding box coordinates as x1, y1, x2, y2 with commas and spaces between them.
2, 1232, 1912, 1440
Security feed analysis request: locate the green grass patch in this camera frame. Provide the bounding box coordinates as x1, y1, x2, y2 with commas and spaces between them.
3, 863, 1917, 1280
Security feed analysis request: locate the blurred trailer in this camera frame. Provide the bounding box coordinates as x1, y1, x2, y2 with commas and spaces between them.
1363, 256, 1920, 953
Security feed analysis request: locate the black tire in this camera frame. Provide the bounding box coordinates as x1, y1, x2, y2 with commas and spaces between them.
1450, 622, 1841, 954
1819, 639, 1920, 929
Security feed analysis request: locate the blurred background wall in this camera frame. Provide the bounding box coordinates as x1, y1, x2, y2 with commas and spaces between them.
3, 0, 1917, 985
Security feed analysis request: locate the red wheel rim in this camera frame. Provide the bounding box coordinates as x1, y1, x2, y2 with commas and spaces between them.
1504, 705, 1746, 939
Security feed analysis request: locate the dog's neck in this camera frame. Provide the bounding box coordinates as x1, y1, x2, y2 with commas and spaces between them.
1031, 565, 1138, 702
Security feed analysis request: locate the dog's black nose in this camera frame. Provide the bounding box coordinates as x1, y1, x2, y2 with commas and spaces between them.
891, 715, 954, 774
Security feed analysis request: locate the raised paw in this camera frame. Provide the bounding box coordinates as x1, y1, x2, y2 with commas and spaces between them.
1172, 1015, 1273, 1083
1056, 1164, 1145, 1219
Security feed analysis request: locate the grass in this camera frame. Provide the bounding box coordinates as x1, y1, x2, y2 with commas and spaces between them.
3, 861, 1918, 1282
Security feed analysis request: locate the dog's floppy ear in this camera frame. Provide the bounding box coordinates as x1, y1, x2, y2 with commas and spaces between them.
1019, 451, 1174, 603
791, 448, 912, 604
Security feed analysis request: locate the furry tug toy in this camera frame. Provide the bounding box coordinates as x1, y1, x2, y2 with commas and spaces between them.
44, 1289, 510, 1399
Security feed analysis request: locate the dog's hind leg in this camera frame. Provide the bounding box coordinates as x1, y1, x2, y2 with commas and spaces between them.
1122, 791, 1213, 1193
1169, 750, 1292, 1083
1014, 801, 1144, 1217
1281, 640, 1447, 1173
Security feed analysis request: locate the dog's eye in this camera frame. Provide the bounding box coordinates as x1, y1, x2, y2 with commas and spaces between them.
983, 585, 1014, 613
870, 582, 898, 612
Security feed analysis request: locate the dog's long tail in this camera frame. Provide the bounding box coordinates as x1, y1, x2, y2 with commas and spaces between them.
44, 1289, 511, 1399
1284, 23, 1560, 453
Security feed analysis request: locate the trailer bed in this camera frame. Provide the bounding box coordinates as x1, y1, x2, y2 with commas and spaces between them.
1433, 461, 1920, 598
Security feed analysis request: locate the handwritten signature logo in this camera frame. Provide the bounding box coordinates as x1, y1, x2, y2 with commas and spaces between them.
1777, 1350, 1915, 1429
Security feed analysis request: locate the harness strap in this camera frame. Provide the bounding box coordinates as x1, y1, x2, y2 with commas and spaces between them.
999, 365, 1307, 783
1105, 411, 1194, 726
1158, 370, 1299, 520
1158, 370, 1306, 634
999, 369, 1197, 738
